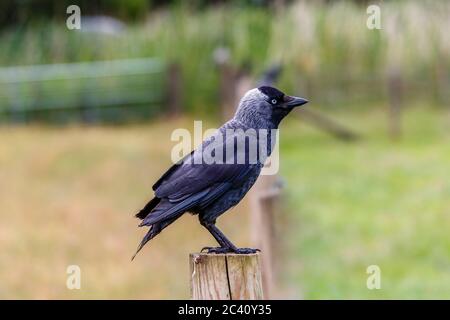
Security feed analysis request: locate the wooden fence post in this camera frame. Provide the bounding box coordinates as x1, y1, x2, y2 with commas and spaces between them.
190, 253, 264, 300
232, 65, 282, 299
249, 174, 281, 299
167, 63, 183, 117
387, 68, 403, 140
217, 61, 238, 120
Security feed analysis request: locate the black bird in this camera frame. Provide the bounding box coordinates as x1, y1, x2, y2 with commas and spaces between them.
132, 86, 308, 259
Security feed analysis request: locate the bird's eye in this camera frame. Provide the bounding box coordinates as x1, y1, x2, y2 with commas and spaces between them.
271, 99, 277, 105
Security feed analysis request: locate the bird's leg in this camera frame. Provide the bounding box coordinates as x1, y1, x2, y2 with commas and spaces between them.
200, 221, 260, 254
200, 221, 237, 253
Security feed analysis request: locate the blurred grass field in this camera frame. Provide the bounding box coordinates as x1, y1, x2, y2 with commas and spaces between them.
1, 105, 449, 299
0, 117, 251, 299
281, 106, 450, 299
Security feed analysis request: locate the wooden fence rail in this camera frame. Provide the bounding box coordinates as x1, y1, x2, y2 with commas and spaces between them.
0, 58, 171, 123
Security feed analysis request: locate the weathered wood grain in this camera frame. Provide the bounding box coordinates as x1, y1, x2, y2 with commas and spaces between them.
190, 253, 263, 300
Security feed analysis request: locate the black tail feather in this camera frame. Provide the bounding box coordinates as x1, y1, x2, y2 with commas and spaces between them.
131, 215, 179, 260
135, 197, 161, 220
131, 225, 159, 261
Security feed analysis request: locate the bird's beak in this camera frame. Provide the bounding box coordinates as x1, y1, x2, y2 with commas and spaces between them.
284, 95, 309, 107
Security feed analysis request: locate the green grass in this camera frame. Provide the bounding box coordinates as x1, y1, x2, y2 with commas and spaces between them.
0, 106, 449, 298
280, 106, 450, 299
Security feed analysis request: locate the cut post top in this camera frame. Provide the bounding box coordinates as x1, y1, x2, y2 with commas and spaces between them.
190, 252, 264, 300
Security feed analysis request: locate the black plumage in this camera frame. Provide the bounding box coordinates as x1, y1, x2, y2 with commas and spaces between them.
132, 86, 308, 259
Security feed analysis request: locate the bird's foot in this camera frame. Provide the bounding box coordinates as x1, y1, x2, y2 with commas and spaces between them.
233, 247, 260, 254
201, 246, 233, 254
201, 246, 260, 254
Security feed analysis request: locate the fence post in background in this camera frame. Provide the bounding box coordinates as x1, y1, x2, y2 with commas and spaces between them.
167, 63, 183, 117
80, 79, 96, 123
242, 64, 283, 299
213, 47, 240, 120
249, 174, 281, 299
435, 61, 450, 107
9, 83, 25, 123
387, 67, 403, 140
218, 62, 237, 120
295, 108, 360, 141
273, 0, 286, 12
215, 61, 284, 299
190, 253, 264, 300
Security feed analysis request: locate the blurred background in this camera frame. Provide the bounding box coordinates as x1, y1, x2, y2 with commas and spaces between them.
0, 0, 449, 299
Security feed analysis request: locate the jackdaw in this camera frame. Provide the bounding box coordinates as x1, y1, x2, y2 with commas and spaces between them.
133, 86, 308, 259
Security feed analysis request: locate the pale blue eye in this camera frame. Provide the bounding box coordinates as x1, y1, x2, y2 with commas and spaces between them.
271, 99, 277, 104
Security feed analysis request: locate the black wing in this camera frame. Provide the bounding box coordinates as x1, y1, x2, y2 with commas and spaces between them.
140, 134, 255, 226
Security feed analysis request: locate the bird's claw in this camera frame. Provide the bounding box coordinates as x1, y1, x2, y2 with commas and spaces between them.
234, 247, 260, 254
201, 246, 260, 254
201, 246, 233, 254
